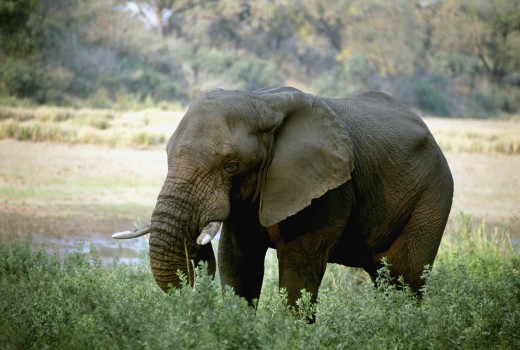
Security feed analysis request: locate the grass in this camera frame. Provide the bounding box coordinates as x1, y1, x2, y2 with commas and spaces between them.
1, 215, 518, 349
1, 105, 520, 153
424, 116, 520, 154
0, 106, 184, 147
433, 128, 520, 154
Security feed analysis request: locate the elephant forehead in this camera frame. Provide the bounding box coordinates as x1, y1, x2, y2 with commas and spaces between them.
177, 114, 253, 149
171, 114, 230, 149
168, 127, 239, 164
170, 140, 236, 160
191, 94, 259, 121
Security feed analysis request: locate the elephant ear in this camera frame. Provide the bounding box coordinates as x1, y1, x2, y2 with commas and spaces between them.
258, 90, 355, 228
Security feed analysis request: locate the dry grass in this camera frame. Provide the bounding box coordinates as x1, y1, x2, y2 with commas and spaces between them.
0, 106, 184, 147
2, 106, 520, 153
424, 117, 520, 154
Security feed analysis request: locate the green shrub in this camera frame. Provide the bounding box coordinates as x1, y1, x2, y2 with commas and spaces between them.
1, 215, 518, 349
87, 87, 113, 109
313, 53, 372, 98
393, 74, 456, 117
183, 48, 284, 94
41, 66, 76, 105
488, 85, 520, 114
94, 59, 186, 107
473, 91, 497, 113
432, 52, 472, 77
0, 94, 37, 108
0, 58, 44, 101
415, 78, 451, 116
225, 56, 284, 91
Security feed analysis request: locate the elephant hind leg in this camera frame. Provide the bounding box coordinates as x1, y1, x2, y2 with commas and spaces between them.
370, 190, 452, 293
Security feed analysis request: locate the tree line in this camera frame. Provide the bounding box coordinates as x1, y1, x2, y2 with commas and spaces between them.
1, 0, 519, 116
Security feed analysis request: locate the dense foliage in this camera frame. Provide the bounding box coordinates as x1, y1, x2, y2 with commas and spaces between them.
1, 216, 518, 349
1, 0, 519, 116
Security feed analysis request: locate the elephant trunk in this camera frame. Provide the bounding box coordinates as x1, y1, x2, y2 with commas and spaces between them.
148, 181, 201, 292
149, 230, 198, 292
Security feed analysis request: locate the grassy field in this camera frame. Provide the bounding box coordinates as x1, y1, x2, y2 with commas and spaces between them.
1, 106, 519, 348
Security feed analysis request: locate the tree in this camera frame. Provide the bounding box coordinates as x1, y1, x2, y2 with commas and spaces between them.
296, 0, 355, 52
0, 0, 39, 56
423, 0, 520, 83
477, 0, 520, 82
130, 0, 211, 37
0, 0, 43, 99
252, 0, 298, 51
350, 0, 420, 76
206, 1, 252, 50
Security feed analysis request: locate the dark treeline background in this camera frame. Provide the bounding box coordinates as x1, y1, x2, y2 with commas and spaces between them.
1, 0, 519, 116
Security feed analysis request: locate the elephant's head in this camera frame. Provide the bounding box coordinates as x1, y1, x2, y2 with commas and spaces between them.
128, 87, 354, 292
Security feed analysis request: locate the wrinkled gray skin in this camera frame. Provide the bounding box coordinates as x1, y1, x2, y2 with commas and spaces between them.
149, 86, 453, 309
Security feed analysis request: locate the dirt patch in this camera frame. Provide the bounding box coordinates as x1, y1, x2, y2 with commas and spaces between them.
0, 140, 165, 261
445, 152, 520, 220
1, 140, 519, 259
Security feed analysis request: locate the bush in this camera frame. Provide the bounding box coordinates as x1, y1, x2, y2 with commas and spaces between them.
313, 53, 373, 98
0, 58, 44, 102
0, 94, 37, 108
225, 56, 284, 91
1, 216, 518, 349
487, 85, 520, 114
41, 66, 76, 105
415, 78, 451, 116
392, 74, 452, 116
182, 48, 284, 96
92, 58, 186, 108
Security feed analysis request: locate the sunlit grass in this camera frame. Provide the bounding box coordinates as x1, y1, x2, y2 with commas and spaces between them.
425, 116, 520, 154
0, 106, 184, 147
2, 106, 520, 153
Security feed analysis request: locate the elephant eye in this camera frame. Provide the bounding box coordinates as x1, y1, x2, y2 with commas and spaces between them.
224, 160, 239, 174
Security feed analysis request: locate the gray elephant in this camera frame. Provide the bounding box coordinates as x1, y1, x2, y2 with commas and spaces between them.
114, 86, 453, 308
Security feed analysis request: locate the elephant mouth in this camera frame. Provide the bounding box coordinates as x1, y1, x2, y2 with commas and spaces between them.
112, 221, 222, 246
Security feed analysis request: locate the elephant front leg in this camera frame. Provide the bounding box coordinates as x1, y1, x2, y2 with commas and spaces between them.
276, 245, 328, 322
277, 248, 327, 305
274, 219, 343, 321
218, 223, 268, 305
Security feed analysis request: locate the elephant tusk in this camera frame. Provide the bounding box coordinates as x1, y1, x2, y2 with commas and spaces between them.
196, 222, 222, 245
112, 223, 151, 239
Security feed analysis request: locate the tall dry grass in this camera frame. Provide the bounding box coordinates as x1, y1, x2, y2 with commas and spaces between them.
425, 116, 520, 154
2, 106, 520, 153
0, 106, 184, 147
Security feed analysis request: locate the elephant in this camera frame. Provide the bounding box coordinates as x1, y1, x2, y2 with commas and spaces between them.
114, 86, 453, 309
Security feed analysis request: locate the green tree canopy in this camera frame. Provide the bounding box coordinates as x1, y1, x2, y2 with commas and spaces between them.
1, 0, 519, 115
